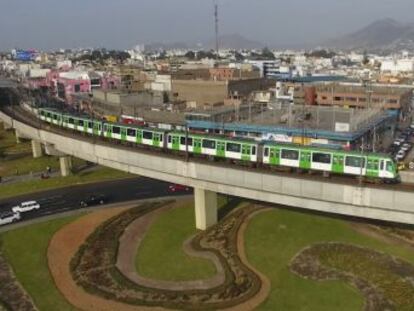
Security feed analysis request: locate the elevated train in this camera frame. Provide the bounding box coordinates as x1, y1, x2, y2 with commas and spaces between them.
38, 108, 399, 183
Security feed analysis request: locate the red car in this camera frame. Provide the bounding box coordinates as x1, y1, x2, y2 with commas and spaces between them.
168, 184, 191, 192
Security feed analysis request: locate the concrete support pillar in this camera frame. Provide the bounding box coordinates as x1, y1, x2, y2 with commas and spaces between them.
31, 140, 43, 158
15, 130, 22, 143
194, 188, 218, 230
59, 156, 72, 177
2, 122, 12, 130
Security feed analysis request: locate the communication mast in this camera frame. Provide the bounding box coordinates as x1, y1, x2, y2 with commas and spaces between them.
214, 1, 219, 57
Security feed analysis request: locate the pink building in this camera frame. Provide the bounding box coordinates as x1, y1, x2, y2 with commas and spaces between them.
57, 71, 91, 104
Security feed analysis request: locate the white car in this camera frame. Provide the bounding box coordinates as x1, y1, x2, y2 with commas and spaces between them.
0, 211, 21, 226
12, 201, 40, 213
401, 143, 412, 152
396, 150, 406, 161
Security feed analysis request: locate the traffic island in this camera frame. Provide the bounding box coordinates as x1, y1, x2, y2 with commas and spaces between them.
48, 199, 269, 311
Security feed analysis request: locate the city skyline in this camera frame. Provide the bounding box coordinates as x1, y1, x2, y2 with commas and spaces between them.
1, 0, 414, 50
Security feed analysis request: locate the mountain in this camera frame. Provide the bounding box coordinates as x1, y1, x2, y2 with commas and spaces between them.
323, 18, 414, 51
204, 34, 264, 50
145, 34, 263, 51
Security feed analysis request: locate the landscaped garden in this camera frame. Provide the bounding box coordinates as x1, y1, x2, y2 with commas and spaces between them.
0, 196, 414, 310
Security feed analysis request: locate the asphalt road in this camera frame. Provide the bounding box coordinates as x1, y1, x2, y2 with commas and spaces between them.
0, 177, 192, 223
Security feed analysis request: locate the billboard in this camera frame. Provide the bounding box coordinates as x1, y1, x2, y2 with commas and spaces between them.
14, 49, 37, 61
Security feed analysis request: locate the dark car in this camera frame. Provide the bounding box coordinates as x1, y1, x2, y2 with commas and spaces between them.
168, 184, 191, 192
80, 194, 107, 208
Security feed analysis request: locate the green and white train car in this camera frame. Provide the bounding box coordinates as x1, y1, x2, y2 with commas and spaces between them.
39, 108, 61, 125
62, 115, 102, 135
102, 123, 165, 148
262, 142, 397, 179
166, 132, 258, 162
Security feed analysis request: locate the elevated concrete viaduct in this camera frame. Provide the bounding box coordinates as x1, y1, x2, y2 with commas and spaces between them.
1, 110, 414, 230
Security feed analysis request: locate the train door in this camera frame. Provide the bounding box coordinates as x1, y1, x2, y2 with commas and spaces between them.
83, 120, 88, 133
193, 138, 202, 154
107, 125, 113, 138
217, 141, 225, 157
332, 154, 344, 174
93, 122, 100, 136
172, 135, 180, 150
136, 130, 143, 144
269, 148, 280, 165
153, 132, 161, 147
366, 158, 379, 178
120, 127, 127, 141
300, 151, 311, 169
241, 144, 250, 161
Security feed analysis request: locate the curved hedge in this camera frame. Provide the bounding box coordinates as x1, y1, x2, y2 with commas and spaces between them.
290, 243, 414, 311
70, 200, 263, 310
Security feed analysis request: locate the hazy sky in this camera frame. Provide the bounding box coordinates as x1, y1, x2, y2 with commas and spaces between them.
1, 0, 414, 50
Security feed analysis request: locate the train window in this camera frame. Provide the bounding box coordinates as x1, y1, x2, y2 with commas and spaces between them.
78, 120, 84, 126
68, 118, 74, 124
180, 137, 193, 145
312, 152, 331, 164
252, 146, 256, 155
160, 134, 163, 142
202, 139, 216, 149
40, 111, 45, 116
127, 128, 136, 137
53, 114, 57, 120
226, 143, 241, 153
168, 135, 172, 143
46, 113, 51, 118
281, 149, 299, 160
88, 122, 93, 129
112, 126, 120, 134
345, 156, 365, 168
143, 131, 153, 140
264, 148, 269, 157
386, 161, 394, 172
380, 161, 384, 170
367, 160, 378, 170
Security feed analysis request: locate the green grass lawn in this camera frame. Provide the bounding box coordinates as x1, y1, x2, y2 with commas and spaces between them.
136, 203, 217, 281
245, 208, 414, 311
0, 216, 80, 311
0, 167, 131, 199
0, 124, 31, 156
0, 123, 86, 177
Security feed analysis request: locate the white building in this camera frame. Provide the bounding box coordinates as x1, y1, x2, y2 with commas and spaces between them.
381, 58, 414, 74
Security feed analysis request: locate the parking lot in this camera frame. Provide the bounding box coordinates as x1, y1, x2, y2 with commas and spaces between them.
389, 122, 414, 170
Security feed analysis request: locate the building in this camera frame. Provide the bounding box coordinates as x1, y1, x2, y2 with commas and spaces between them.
315, 84, 412, 113
171, 78, 273, 107
381, 58, 414, 74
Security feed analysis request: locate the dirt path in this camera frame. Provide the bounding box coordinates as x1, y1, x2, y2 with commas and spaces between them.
230, 207, 271, 311
116, 199, 225, 291
47, 205, 167, 311
48, 202, 271, 311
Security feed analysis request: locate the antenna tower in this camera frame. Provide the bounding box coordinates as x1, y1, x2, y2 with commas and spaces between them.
214, 1, 219, 57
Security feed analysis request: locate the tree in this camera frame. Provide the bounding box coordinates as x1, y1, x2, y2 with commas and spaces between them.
362, 50, 370, 65
185, 51, 195, 60
235, 51, 245, 61
261, 47, 275, 60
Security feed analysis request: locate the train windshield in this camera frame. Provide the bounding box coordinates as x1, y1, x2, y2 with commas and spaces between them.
386, 161, 395, 173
